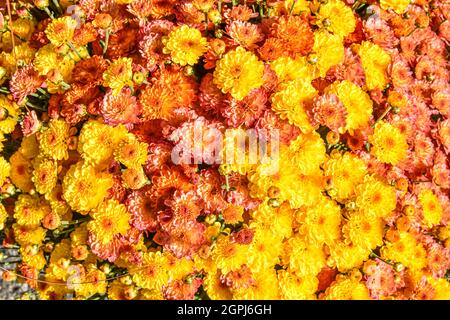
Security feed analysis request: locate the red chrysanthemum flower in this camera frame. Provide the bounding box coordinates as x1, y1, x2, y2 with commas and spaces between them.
72, 56, 108, 86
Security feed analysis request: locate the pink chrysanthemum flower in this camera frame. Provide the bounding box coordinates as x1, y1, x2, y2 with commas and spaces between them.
364, 14, 398, 49
221, 89, 267, 128
327, 48, 365, 87
226, 21, 265, 51
312, 93, 347, 132
101, 88, 141, 128
10, 65, 43, 104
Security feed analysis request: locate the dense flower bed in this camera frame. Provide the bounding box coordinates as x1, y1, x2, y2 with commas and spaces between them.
0, 0, 449, 300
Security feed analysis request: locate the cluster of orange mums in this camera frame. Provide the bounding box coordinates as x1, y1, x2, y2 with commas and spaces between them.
0, 0, 449, 300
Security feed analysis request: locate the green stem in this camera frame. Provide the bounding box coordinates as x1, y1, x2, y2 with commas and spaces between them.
374, 106, 392, 126
204, 12, 209, 29
43, 7, 55, 19
0, 87, 10, 94
103, 29, 110, 55
369, 251, 394, 266
289, 0, 296, 14
26, 101, 46, 111
37, 88, 49, 98
67, 42, 83, 60
51, 0, 62, 14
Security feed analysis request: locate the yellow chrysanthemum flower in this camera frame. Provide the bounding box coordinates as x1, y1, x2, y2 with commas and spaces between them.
251, 202, 294, 240
418, 190, 443, 228
343, 211, 384, 250
381, 231, 427, 271
317, 0, 356, 38
37, 119, 71, 161
162, 251, 195, 282
283, 236, 326, 277
323, 274, 370, 300
283, 0, 310, 14
9, 151, 34, 192
19, 134, 40, 159
0, 43, 36, 75
326, 80, 372, 133
49, 239, 72, 264
232, 270, 280, 300
0, 156, 11, 186
45, 16, 78, 47
354, 41, 391, 90
12, 223, 47, 246
114, 134, 148, 168
163, 25, 208, 66
13, 194, 48, 227
203, 270, 233, 300
270, 56, 314, 85
323, 152, 367, 201
428, 277, 450, 300
88, 200, 131, 245
247, 223, 283, 271
249, 150, 324, 208
131, 251, 170, 290
103, 57, 134, 96
45, 183, 71, 219
34, 44, 75, 86
19, 248, 47, 270
32, 157, 58, 195
271, 78, 316, 132
380, 0, 411, 14
355, 175, 397, 219
0, 203, 7, 231
213, 47, 264, 100
278, 270, 318, 300
62, 161, 114, 214
288, 131, 326, 174
0, 132, 5, 152
0, 95, 20, 134
312, 30, 344, 78
369, 121, 408, 165
328, 242, 371, 272
299, 196, 342, 246
211, 235, 248, 273
78, 120, 128, 167
75, 266, 107, 299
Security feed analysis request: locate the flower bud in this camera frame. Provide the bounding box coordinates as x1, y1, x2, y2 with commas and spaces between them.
33, 0, 49, 9
93, 13, 112, 29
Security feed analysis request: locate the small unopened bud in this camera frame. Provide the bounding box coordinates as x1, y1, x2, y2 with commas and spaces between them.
42, 211, 61, 230
268, 198, 280, 208
326, 131, 340, 145
71, 245, 89, 261
394, 262, 404, 273
267, 186, 280, 199
93, 13, 112, 29
183, 65, 195, 77
133, 72, 146, 85
123, 286, 139, 300
2, 270, 17, 282
99, 263, 112, 275
208, 10, 222, 24
403, 205, 415, 216
120, 275, 133, 286
33, 0, 49, 9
